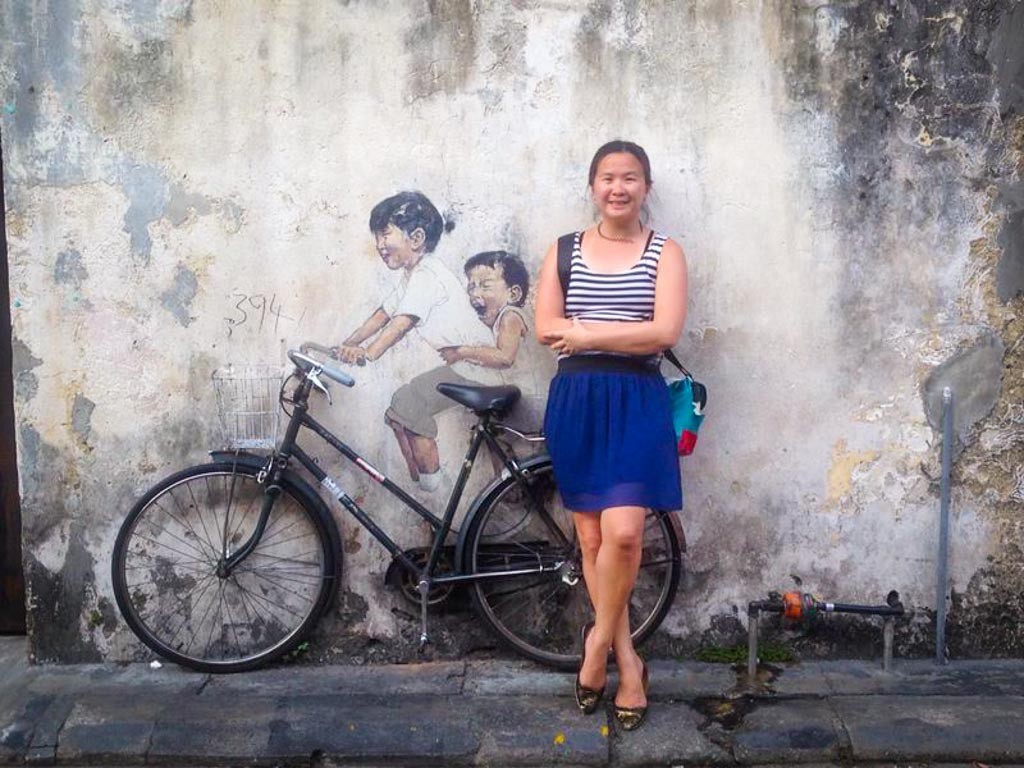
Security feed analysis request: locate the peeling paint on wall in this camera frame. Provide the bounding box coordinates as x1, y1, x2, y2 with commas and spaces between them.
160, 264, 198, 326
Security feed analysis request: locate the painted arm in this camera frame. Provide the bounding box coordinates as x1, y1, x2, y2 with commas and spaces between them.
336, 313, 417, 364
545, 240, 687, 356
442, 311, 526, 368
344, 307, 389, 345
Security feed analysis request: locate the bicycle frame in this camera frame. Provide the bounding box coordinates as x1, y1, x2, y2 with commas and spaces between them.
222, 370, 571, 592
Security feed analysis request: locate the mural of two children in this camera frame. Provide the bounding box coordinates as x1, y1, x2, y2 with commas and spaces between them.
334, 191, 532, 492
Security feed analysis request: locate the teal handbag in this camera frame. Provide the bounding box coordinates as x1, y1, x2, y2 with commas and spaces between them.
664, 350, 706, 456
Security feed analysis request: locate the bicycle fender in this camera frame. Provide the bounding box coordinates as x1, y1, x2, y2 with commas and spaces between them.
208, 450, 268, 471
455, 454, 553, 569
660, 509, 687, 553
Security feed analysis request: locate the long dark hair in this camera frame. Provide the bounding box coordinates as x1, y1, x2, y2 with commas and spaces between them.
587, 140, 653, 187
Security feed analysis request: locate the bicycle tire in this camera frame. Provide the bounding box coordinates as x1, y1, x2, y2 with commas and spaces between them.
462, 460, 681, 669
112, 461, 339, 673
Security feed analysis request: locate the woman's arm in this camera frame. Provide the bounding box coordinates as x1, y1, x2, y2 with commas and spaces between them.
546, 240, 687, 356
534, 242, 574, 344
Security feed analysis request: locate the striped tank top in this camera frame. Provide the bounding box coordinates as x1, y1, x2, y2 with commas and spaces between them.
564, 229, 666, 323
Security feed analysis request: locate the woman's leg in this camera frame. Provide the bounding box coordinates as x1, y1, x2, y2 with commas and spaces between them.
599, 507, 647, 709
574, 512, 606, 690
577, 506, 646, 698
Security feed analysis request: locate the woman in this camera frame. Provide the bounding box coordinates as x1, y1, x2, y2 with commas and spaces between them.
534, 141, 687, 730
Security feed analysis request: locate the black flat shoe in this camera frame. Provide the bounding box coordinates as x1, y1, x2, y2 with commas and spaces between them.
614, 659, 649, 731
574, 622, 605, 714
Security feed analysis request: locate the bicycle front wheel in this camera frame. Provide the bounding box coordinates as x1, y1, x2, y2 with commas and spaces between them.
112, 462, 338, 673
463, 460, 682, 669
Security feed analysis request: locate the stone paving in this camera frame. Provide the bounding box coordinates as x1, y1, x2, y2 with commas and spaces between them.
3, 636, 1024, 766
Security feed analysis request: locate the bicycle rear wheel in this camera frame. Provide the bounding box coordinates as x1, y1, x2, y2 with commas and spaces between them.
463, 460, 681, 669
112, 462, 338, 673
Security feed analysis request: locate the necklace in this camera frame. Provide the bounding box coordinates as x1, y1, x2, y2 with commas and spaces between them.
597, 221, 641, 243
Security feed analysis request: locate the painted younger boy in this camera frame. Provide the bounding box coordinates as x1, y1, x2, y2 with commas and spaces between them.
335, 191, 492, 491
439, 251, 530, 369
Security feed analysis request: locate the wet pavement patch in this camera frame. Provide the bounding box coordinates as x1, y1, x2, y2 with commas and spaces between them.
692, 694, 761, 730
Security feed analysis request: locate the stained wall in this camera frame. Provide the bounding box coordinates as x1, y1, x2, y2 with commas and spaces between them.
1, 0, 1022, 662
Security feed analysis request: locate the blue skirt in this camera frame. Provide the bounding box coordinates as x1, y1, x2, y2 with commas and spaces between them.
543, 355, 683, 513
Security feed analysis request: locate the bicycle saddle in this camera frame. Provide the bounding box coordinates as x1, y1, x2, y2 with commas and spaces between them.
436, 383, 521, 414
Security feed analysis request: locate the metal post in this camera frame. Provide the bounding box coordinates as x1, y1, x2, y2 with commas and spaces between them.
936, 386, 953, 665
747, 609, 759, 679
883, 617, 894, 672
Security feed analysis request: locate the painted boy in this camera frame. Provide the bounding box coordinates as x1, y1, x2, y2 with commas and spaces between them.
439, 251, 530, 370
335, 191, 493, 491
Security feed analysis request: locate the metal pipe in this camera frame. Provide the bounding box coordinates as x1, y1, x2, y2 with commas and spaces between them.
936, 386, 953, 665
883, 617, 895, 672
747, 606, 759, 679
822, 602, 904, 616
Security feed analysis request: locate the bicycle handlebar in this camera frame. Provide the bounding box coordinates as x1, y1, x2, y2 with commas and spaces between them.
301, 341, 366, 366
289, 347, 355, 387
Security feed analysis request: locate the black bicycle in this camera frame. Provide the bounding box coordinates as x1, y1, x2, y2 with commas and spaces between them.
111, 345, 685, 673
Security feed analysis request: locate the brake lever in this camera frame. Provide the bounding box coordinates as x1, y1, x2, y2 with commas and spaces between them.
307, 369, 332, 405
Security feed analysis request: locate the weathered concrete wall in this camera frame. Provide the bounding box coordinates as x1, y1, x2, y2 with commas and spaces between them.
1, 0, 1021, 662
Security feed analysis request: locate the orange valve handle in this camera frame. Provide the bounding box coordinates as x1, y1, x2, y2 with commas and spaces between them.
782, 591, 803, 620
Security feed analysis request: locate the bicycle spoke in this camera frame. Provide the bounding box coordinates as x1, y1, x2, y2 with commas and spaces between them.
184, 482, 222, 562
227, 491, 260, 550
124, 554, 210, 571
242, 567, 318, 607
148, 500, 219, 564
229, 575, 307, 621
482, 577, 556, 602
131, 534, 215, 566
164, 490, 221, 563
136, 513, 215, 563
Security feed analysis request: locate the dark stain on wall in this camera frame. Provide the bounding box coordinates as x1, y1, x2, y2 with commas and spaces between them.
160, 264, 199, 327
121, 163, 170, 263
0, 0, 87, 203
91, 37, 179, 131
405, 0, 478, 101
11, 337, 41, 403
989, 1, 1024, 301
24, 529, 101, 664
71, 393, 96, 444
53, 249, 87, 287
997, 201, 1024, 300
166, 184, 212, 226
775, 2, 1010, 380
17, 421, 104, 662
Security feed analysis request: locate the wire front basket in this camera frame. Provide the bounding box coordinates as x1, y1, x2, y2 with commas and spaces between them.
212, 364, 286, 451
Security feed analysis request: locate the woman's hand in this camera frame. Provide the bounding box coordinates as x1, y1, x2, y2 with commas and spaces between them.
544, 317, 592, 356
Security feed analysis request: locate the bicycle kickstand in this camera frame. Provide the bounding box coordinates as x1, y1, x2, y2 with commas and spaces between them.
417, 579, 432, 651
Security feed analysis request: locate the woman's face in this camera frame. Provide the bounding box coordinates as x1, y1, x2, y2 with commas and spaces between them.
590, 152, 648, 226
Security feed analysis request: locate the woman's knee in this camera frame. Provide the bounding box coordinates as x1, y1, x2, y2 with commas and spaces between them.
602, 518, 643, 554
575, 517, 603, 558
598, 514, 643, 557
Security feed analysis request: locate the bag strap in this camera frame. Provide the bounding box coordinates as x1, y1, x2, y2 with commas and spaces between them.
664, 348, 692, 378
557, 232, 575, 301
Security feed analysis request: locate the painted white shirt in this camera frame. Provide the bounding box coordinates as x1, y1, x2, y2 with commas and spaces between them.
382, 255, 493, 379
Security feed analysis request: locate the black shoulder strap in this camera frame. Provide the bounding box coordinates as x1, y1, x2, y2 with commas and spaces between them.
557, 232, 575, 300
664, 348, 691, 378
